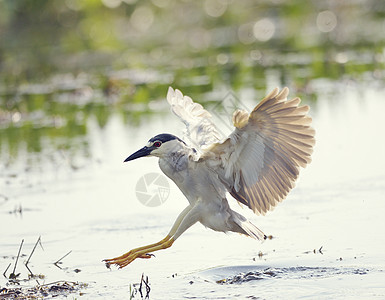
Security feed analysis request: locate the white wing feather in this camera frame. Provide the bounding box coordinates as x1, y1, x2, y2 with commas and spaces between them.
167, 87, 222, 152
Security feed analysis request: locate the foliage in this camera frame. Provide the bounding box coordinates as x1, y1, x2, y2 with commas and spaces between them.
0, 0, 384, 164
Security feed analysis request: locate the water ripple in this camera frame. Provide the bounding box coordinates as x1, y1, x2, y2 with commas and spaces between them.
217, 266, 369, 284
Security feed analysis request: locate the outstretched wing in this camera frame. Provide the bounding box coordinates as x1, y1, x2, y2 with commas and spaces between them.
200, 87, 315, 215
167, 87, 222, 152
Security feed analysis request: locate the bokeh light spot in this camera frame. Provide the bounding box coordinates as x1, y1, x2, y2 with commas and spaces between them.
250, 49, 262, 61
130, 6, 154, 33
204, 0, 228, 18
253, 18, 275, 42
238, 22, 255, 45
101, 0, 122, 9
216, 53, 229, 65
316, 10, 337, 33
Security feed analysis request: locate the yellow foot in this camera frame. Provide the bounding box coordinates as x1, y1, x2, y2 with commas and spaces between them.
104, 253, 154, 269
103, 236, 174, 269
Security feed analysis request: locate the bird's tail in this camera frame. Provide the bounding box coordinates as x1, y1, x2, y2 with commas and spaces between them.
240, 220, 266, 241
233, 212, 266, 241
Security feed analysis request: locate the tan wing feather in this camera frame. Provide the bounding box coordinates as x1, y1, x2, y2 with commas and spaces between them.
203, 87, 315, 215
235, 87, 314, 214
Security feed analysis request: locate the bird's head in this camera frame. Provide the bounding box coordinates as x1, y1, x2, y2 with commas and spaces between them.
124, 133, 186, 162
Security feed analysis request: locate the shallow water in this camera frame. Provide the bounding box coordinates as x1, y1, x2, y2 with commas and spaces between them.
1, 2, 385, 298
1, 80, 385, 299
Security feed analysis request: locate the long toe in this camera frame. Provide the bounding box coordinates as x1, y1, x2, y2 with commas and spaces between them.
103, 254, 138, 268
138, 253, 154, 259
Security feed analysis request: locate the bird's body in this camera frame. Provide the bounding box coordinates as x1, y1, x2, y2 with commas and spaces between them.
104, 87, 315, 268
157, 136, 264, 238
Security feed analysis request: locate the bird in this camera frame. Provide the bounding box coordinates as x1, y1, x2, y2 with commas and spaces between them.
104, 87, 315, 269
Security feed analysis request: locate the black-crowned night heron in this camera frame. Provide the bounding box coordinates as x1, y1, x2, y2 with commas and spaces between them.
104, 87, 315, 268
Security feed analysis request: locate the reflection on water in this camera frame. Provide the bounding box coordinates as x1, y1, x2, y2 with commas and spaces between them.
1, 1, 385, 167
1, 0, 385, 299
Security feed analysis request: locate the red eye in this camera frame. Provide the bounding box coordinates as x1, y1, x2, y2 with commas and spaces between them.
153, 141, 162, 148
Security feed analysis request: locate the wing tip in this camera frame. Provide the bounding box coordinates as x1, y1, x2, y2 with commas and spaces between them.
167, 86, 175, 102
264, 86, 290, 102
167, 86, 187, 104
277, 87, 289, 101
265, 87, 280, 100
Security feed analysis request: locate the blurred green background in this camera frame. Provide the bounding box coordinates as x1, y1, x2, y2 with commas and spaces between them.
0, 0, 384, 166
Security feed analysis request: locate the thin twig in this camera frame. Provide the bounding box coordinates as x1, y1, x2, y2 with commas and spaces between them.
139, 273, 144, 298
25, 264, 33, 277
10, 239, 24, 278
138, 273, 150, 298
54, 250, 72, 268
25, 236, 42, 276
38, 280, 78, 288
144, 274, 151, 296
39, 236, 44, 251
3, 263, 11, 279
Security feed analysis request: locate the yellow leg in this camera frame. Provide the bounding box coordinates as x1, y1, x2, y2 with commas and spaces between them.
108, 237, 175, 269
104, 234, 171, 266
104, 206, 192, 268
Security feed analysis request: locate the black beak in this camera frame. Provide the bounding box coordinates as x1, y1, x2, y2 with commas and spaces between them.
124, 146, 152, 162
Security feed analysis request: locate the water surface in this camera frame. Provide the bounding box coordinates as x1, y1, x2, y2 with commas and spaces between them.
1, 1, 385, 299
1, 81, 384, 299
